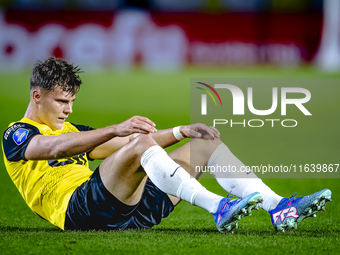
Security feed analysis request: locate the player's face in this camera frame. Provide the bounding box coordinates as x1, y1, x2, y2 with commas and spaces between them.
38, 87, 76, 130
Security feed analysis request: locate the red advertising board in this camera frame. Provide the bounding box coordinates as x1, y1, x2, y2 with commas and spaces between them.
1, 10, 322, 70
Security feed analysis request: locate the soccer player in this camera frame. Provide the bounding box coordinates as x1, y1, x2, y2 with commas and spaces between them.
2, 57, 332, 233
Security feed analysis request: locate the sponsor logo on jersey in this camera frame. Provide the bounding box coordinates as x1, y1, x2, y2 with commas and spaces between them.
13, 128, 29, 145
4, 124, 24, 140
272, 206, 299, 225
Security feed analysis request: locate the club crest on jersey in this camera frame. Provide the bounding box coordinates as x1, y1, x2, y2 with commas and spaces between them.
272, 206, 299, 225
13, 128, 29, 145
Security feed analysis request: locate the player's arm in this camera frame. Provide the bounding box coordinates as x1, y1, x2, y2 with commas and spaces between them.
24, 116, 156, 160
89, 123, 220, 159
88, 129, 177, 159
150, 123, 220, 147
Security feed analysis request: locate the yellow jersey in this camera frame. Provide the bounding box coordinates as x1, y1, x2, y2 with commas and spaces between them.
2, 117, 93, 230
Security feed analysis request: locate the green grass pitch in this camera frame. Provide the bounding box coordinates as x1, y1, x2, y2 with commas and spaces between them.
0, 66, 339, 254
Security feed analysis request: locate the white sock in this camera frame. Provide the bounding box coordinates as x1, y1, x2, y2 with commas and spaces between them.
141, 145, 223, 213
208, 143, 283, 212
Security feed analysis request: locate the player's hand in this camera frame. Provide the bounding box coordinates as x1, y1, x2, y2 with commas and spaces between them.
113, 116, 157, 137
180, 123, 220, 139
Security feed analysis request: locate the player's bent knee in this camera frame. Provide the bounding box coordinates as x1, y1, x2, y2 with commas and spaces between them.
130, 134, 158, 155
191, 137, 222, 150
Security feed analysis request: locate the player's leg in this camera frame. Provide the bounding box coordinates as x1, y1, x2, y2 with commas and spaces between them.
100, 132, 261, 233
100, 133, 261, 234
166, 137, 280, 211
204, 141, 332, 231
165, 138, 221, 205
206, 142, 283, 212
175, 137, 332, 232
99, 130, 273, 214
164, 138, 263, 232
99, 134, 157, 206
100, 134, 222, 215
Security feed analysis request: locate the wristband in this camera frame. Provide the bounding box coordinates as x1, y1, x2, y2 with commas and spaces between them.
173, 126, 185, 141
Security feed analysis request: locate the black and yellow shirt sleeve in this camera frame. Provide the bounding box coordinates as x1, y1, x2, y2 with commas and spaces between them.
3, 122, 41, 161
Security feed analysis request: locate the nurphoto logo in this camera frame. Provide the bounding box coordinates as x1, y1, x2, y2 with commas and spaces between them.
196, 82, 312, 128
